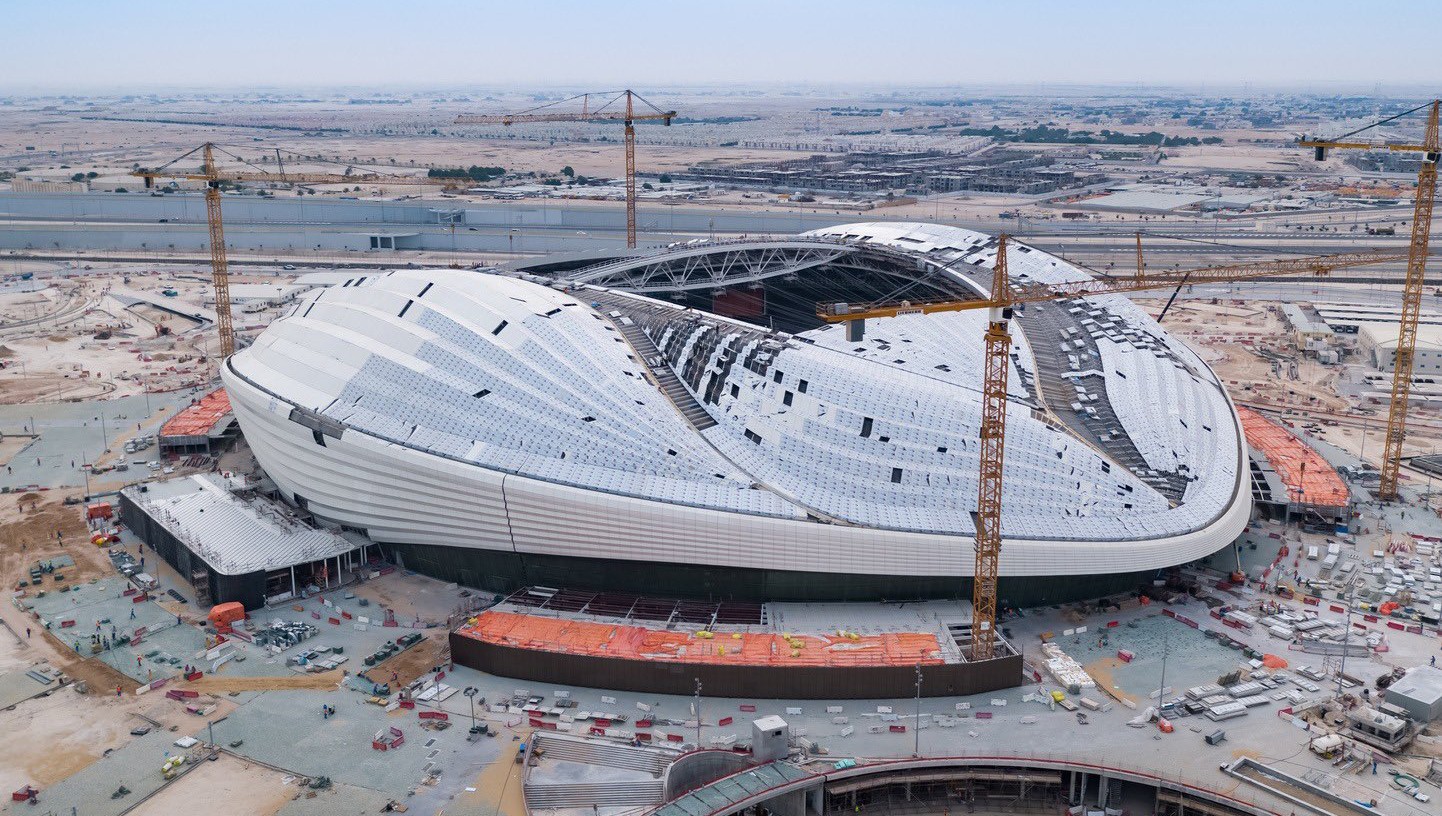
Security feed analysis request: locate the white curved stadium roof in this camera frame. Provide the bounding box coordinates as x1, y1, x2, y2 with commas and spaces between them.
224, 223, 1248, 579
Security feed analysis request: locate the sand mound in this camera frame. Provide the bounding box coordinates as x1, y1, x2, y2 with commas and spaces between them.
0, 345, 15, 358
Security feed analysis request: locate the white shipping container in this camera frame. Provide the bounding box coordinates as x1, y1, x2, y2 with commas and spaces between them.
1224, 610, 1258, 629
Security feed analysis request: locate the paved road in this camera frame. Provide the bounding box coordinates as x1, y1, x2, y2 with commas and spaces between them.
0, 390, 200, 492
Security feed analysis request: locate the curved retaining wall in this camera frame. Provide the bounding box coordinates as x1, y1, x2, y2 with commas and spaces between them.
448, 630, 1023, 699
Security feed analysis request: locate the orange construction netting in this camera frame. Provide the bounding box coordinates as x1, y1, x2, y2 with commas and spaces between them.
1237, 406, 1349, 508
161, 388, 232, 437
457, 610, 946, 667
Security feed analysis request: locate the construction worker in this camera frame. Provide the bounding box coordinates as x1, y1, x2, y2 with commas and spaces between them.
25, 627, 30, 639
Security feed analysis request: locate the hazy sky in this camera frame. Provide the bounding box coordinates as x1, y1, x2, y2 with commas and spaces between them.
4, 0, 1439, 92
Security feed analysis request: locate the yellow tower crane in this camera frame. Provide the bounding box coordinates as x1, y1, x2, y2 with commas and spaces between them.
819, 240, 1406, 661
454, 90, 677, 249
1301, 100, 1440, 501
132, 143, 473, 358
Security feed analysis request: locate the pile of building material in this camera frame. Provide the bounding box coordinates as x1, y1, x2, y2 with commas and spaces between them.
1040, 643, 1095, 689
363, 632, 424, 667
255, 620, 317, 651
287, 644, 348, 673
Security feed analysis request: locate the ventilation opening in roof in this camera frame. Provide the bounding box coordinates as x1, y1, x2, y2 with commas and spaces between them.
890, 467, 903, 484
492, 320, 509, 336
473, 389, 491, 399
782, 390, 793, 407
798, 379, 808, 394
860, 417, 874, 438
397, 300, 414, 318
312, 430, 326, 447
418, 282, 433, 298
543, 307, 563, 317
581, 416, 596, 423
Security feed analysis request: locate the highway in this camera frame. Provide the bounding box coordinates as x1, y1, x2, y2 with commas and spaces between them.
0, 190, 1434, 282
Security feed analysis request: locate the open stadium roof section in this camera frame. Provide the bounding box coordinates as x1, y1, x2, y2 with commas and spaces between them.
1236, 406, 1350, 509
221, 223, 1250, 597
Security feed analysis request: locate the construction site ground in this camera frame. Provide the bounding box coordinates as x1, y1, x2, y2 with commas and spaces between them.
6, 470, 1442, 816
4, 276, 1442, 811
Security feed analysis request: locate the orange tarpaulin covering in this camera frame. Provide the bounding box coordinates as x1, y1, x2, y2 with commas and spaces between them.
161, 388, 231, 438
457, 610, 946, 668
1261, 654, 1288, 669
207, 602, 246, 626
1237, 406, 1349, 508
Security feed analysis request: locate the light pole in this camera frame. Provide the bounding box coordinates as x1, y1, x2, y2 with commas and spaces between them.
912, 663, 922, 757
1157, 628, 1170, 719
1337, 579, 1359, 701
207, 715, 227, 747
463, 686, 479, 729
693, 678, 702, 747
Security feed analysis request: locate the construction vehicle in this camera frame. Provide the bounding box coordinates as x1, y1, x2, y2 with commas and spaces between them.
455, 90, 676, 249
819, 238, 1404, 661
1301, 99, 1439, 501
132, 144, 475, 358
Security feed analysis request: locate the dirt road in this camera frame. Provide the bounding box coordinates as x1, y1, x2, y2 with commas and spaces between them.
177, 669, 347, 694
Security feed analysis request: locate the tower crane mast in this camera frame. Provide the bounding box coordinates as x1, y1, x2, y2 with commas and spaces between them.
1301, 99, 1440, 501
133, 143, 475, 358
455, 90, 677, 249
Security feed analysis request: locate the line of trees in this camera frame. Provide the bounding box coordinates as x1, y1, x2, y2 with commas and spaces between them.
427, 165, 506, 181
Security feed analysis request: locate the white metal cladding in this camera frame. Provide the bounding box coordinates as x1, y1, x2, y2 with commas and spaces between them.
223, 223, 1251, 578
228, 364, 1249, 577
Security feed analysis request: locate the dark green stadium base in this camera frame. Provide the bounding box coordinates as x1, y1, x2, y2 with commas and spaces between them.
381, 541, 1165, 607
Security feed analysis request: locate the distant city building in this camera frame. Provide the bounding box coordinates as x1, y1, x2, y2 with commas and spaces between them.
680, 149, 1103, 196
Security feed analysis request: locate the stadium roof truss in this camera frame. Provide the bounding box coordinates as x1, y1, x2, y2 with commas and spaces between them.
565, 239, 975, 298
